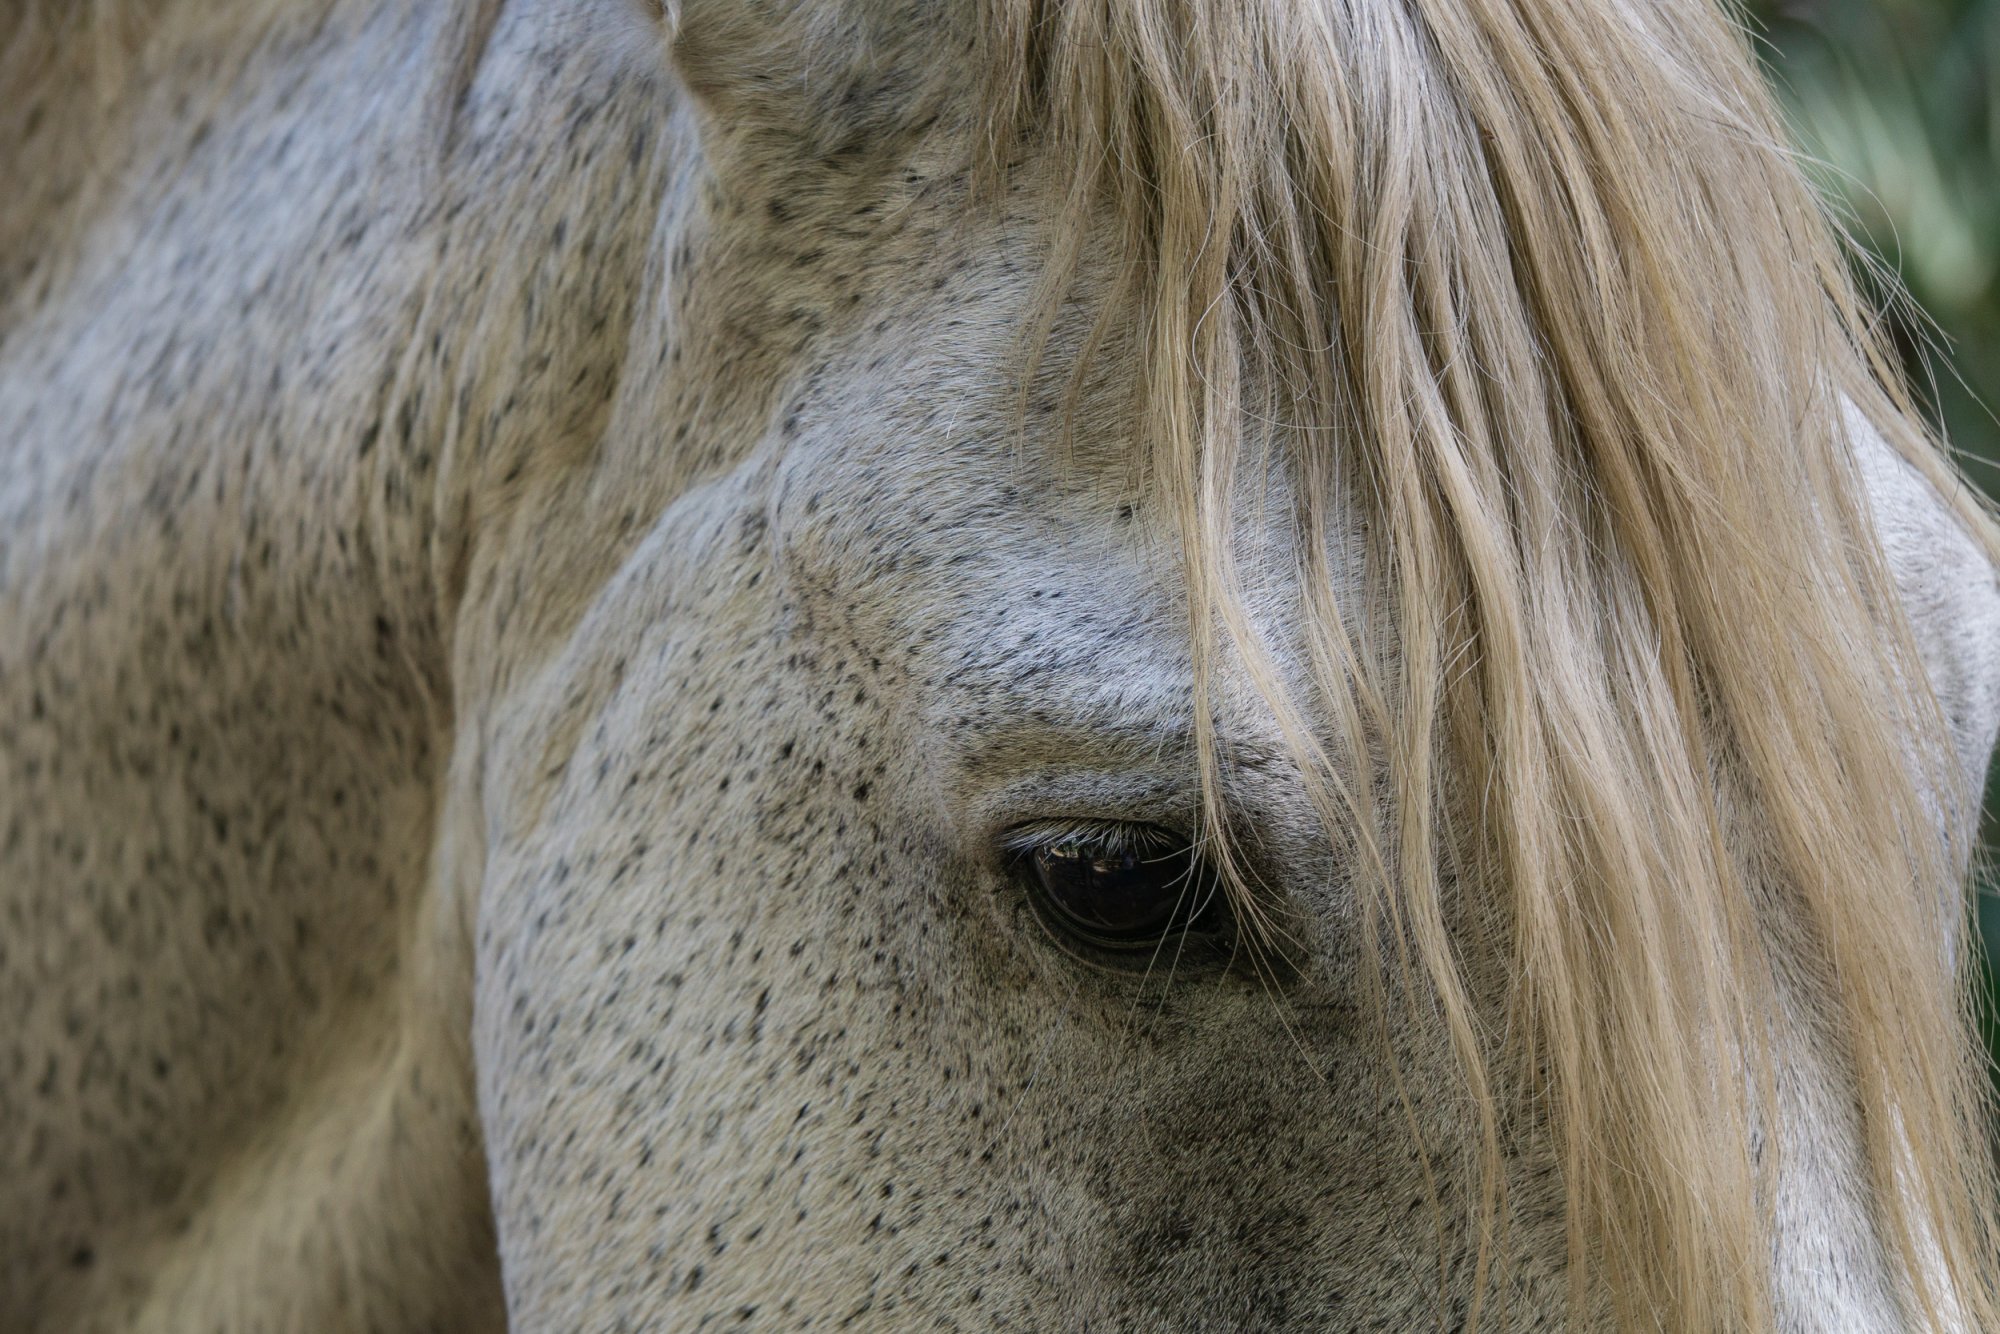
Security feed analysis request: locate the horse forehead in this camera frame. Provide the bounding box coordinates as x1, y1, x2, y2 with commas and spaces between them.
760, 342, 1162, 630
671, 150, 1325, 772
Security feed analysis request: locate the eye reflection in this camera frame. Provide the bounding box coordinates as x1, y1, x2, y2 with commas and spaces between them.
1008, 825, 1221, 953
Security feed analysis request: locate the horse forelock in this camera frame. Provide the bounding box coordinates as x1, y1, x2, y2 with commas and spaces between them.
953, 0, 2000, 1327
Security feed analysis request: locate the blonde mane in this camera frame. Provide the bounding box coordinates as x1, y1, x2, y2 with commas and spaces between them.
979, 0, 2000, 1327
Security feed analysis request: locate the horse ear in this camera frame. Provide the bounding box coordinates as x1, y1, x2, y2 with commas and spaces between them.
661, 0, 964, 132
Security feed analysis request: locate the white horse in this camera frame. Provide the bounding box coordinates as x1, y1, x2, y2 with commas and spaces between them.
5, 0, 2000, 1328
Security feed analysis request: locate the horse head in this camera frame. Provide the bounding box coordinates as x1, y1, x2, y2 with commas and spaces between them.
6, 0, 1999, 1328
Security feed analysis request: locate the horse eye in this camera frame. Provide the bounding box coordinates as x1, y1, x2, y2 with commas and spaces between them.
1011, 828, 1221, 953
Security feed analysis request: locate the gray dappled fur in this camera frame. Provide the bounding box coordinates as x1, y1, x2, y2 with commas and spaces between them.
3, 0, 1998, 1328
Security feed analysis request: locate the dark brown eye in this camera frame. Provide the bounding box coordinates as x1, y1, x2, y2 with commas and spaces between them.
1010, 826, 1221, 953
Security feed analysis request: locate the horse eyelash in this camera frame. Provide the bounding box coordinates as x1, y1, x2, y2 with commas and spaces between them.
996, 818, 1190, 865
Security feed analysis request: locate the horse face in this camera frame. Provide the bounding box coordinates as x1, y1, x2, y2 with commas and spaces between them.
6, 0, 1993, 1326
473, 279, 1505, 1328
468, 7, 1560, 1326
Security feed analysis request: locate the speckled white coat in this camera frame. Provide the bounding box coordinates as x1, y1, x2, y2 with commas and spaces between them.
3, 1, 1997, 1330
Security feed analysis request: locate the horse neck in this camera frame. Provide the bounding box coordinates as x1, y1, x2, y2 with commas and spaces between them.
0, 5, 698, 1323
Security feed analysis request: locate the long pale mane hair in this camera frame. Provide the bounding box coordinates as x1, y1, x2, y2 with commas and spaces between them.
980, 0, 2000, 1327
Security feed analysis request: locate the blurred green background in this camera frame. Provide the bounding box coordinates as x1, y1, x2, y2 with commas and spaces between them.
1743, 0, 2000, 1068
